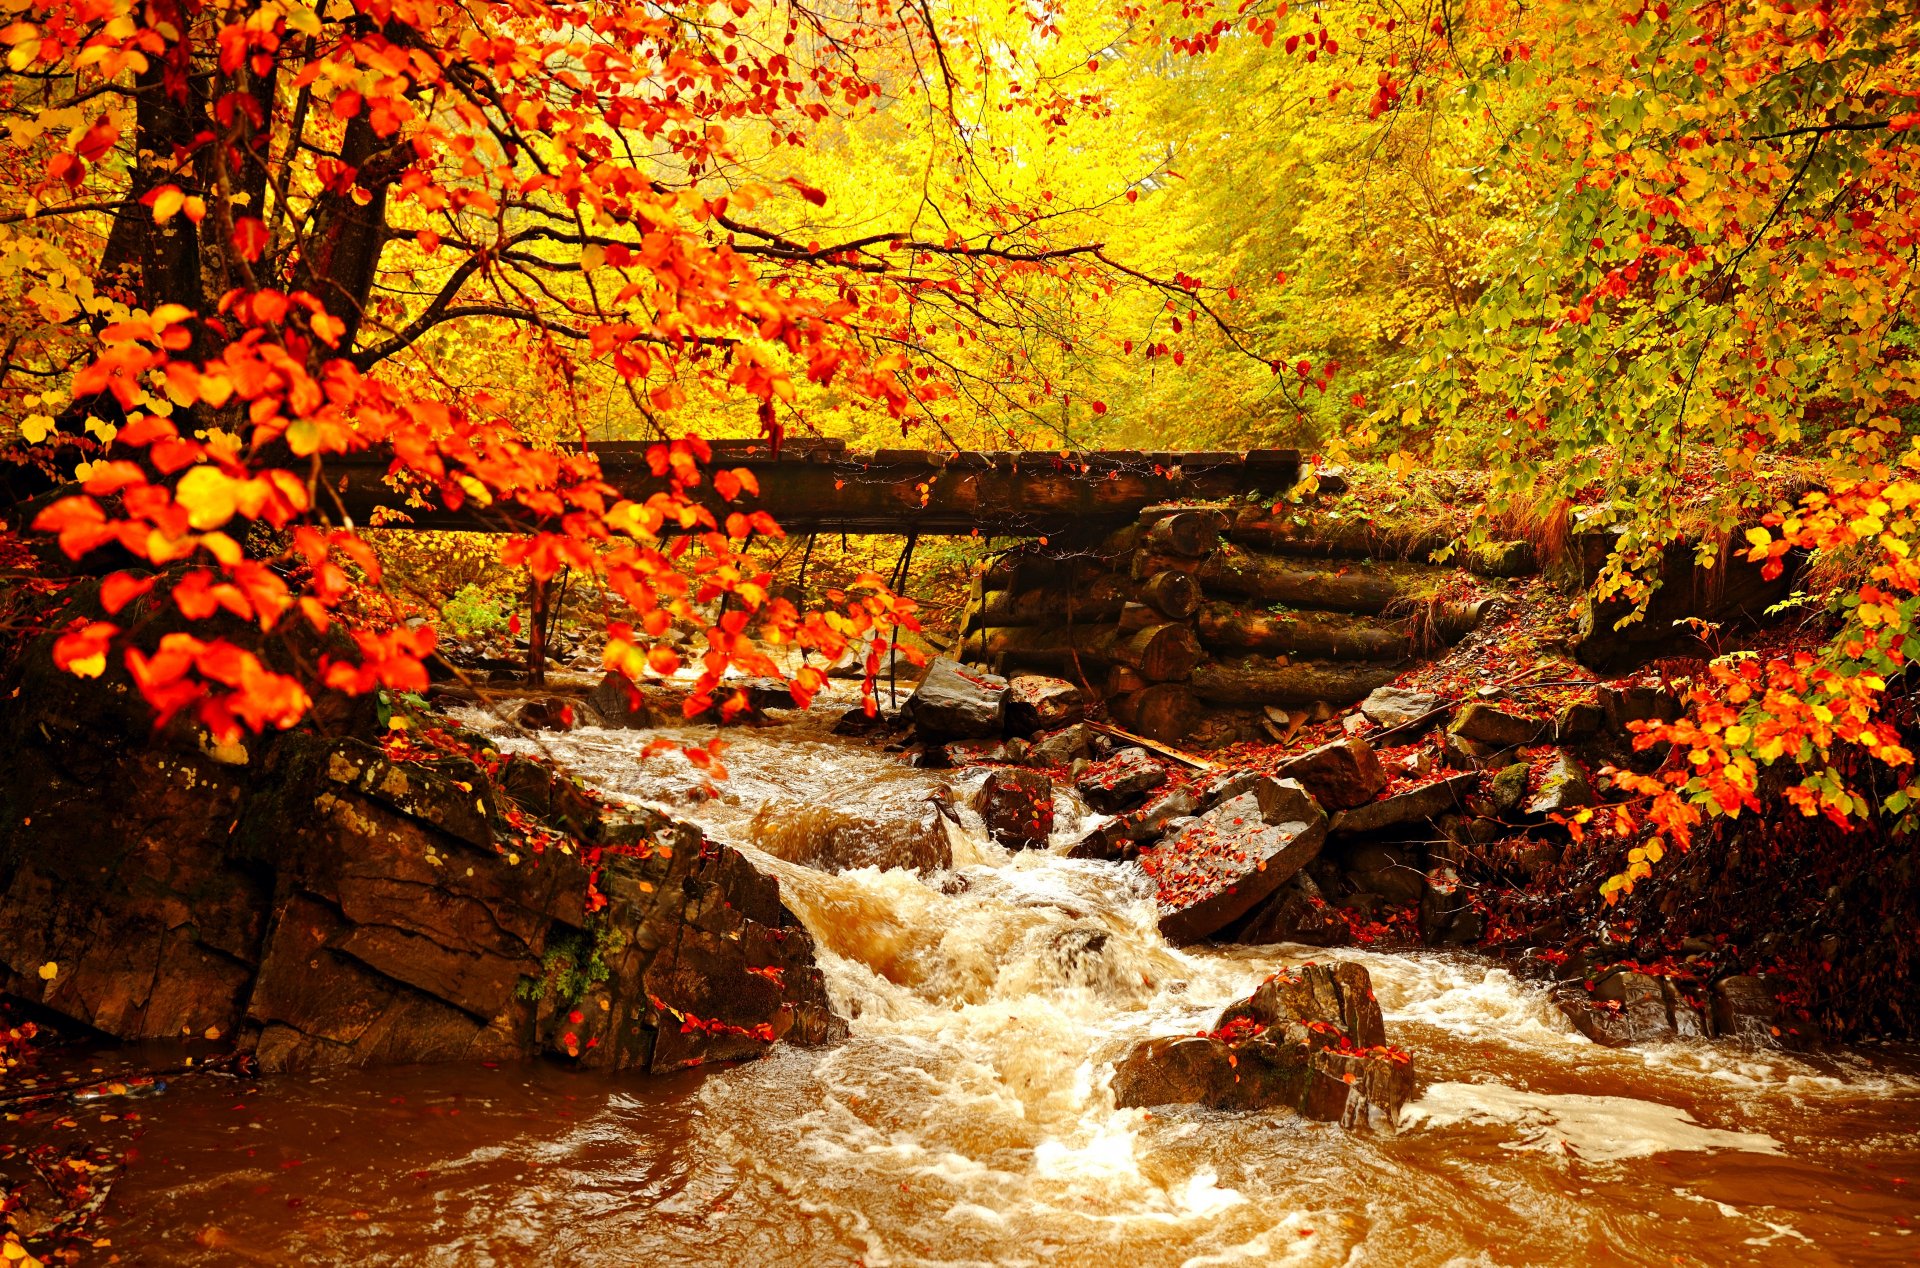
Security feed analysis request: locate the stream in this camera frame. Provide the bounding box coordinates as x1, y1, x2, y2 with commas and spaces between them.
54, 690, 1920, 1264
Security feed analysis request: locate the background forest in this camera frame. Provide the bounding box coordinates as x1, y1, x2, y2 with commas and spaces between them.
0, 0, 1917, 886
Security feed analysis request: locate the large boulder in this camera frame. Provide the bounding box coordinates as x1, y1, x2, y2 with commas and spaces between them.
514, 695, 577, 731
1074, 747, 1169, 813
1027, 723, 1093, 767
971, 768, 1056, 848
586, 673, 659, 729
1005, 675, 1085, 734
1111, 962, 1411, 1127
1143, 781, 1328, 944
1709, 975, 1781, 1044
0, 628, 847, 1075
1278, 737, 1388, 810
906, 657, 1008, 739
1554, 970, 1693, 1047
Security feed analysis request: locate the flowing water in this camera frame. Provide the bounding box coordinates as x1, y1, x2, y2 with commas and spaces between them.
38, 689, 1920, 1264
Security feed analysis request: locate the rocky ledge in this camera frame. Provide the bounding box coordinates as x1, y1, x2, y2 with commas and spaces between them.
0, 627, 845, 1074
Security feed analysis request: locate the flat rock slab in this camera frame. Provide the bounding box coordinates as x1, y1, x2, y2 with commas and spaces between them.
1075, 747, 1169, 812
1144, 782, 1328, 944
1360, 686, 1443, 730
1331, 772, 1478, 837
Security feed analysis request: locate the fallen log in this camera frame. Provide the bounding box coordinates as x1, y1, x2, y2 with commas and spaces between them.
1108, 623, 1202, 682
1142, 569, 1201, 620
1194, 599, 1487, 660
1107, 683, 1199, 744
960, 624, 1114, 665
1143, 510, 1223, 558
1229, 509, 1537, 576
1189, 656, 1401, 707
971, 573, 1134, 627
1136, 543, 1442, 615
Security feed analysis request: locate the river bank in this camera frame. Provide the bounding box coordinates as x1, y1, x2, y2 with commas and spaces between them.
6, 692, 1919, 1264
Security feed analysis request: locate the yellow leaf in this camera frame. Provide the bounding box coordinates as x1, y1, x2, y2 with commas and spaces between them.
150, 185, 186, 223
67, 652, 105, 679
37, 960, 57, 980
175, 464, 238, 530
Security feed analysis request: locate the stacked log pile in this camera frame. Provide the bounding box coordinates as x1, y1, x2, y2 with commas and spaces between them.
957, 503, 1500, 747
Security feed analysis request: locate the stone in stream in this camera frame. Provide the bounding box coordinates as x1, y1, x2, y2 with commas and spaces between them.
906, 657, 1009, 739
1278, 737, 1389, 810
586, 673, 660, 729
1449, 701, 1549, 748
1710, 975, 1782, 1044
1360, 686, 1444, 730
1110, 962, 1412, 1127
1005, 674, 1086, 734
972, 768, 1056, 849
1027, 723, 1093, 767
1524, 751, 1595, 816
514, 695, 577, 731
1074, 747, 1169, 813
1554, 970, 1682, 1047
1142, 781, 1329, 944
1329, 772, 1479, 837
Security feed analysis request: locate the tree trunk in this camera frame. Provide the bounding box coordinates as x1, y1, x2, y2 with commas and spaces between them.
1188, 656, 1400, 707
526, 573, 552, 687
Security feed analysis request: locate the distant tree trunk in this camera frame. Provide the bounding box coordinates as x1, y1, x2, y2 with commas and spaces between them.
526, 573, 552, 686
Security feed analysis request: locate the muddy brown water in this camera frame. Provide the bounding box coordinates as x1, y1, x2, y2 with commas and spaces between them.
22, 691, 1920, 1265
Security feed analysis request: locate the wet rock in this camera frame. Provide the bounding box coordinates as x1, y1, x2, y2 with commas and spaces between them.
1709, 975, 1779, 1044
830, 705, 908, 738
1553, 700, 1604, 743
1441, 731, 1502, 771
1112, 962, 1411, 1127
514, 696, 577, 731
1449, 702, 1547, 747
1340, 843, 1425, 906
1491, 762, 1531, 817
906, 657, 1008, 739
1662, 978, 1709, 1039
942, 738, 1007, 766
972, 768, 1056, 849
1524, 751, 1594, 816
1005, 675, 1086, 734
1278, 737, 1388, 811
1075, 747, 1169, 813
1600, 683, 1683, 734
0, 635, 848, 1075
1360, 686, 1443, 730
1418, 865, 1484, 946
1229, 871, 1350, 946
1330, 773, 1478, 837
1146, 782, 1329, 944
1028, 723, 1093, 767
1555, 970, 1679, 1046
586, 673, 659, 729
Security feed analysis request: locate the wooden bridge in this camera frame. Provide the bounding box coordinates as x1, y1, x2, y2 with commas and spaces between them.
333, 439, 1301, 537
